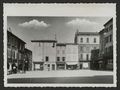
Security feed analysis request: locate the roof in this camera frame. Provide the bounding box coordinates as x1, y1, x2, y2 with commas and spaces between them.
25, 48, 32, 53
99, 29, 105, 34
77, 32, 99, 36
56, 43, 66, 46
31, 40, 57, 43
7, 30, 26, 44
104, 18, 113, 26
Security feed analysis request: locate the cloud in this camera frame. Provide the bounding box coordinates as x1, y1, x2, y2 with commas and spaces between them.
66, 18, 98, 26
66, 18, 103, 32
19, 19, 50, 29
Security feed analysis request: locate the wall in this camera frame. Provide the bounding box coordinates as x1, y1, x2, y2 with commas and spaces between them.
66, 44, 78, 63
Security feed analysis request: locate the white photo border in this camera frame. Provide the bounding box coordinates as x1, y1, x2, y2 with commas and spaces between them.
3, 3, 117, 87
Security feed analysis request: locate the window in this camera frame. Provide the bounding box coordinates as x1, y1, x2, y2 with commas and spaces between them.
48, 64, 50, 67
62, 57, 65, 61
86, 54, 89, 60
110, 35, 112, 42
94, 38, 96, 43
86, 38, 89, 43
80, 46, 83, 52
57, 57, 60, 61
80, 54, 83, 59
45, 56, 49, 62
80, 38, 83, 43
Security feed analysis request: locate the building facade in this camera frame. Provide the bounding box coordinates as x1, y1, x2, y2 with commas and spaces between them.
56, 43, 66, 70
7, 30, 26, 74
66, 43, 79, 70
31, 40, 57, 71
90, 49, 99, 70
24, 48, 32, 71
98, 18, 113, 70
74, 31, 99, 69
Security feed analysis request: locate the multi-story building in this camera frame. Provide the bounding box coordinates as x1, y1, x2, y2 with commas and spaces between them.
74, 31, 99, 69
56, 43, 66, 70
31, 40, 57, 71
24, 48, 32, 71
66, 43, 79, 70
7, 30, 26, 74
90, 49, 99, 70
99, 18, 113, 70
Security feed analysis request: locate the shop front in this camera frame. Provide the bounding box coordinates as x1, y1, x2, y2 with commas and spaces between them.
33, 62, 44, 71
66, 62, 78, 70
56, 62, 66, 70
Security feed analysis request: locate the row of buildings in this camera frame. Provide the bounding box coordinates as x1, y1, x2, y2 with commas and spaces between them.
32, 31, 99, 71
32, 41, 79, 71
7, 18, 113, 72
7, 30, 32, 74
32, 18, 113, 71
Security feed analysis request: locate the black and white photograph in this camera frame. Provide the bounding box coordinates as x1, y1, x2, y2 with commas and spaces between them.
3, 3, 116, 87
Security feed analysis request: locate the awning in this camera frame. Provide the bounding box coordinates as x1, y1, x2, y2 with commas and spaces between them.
66, 62, 78, 65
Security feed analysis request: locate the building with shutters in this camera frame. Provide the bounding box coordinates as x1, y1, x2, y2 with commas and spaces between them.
56, 43, 66, 70
74, 31, 99, 69
7, 30, 26, 74
98, 18, 113, 70
24, 48, 32, 71
31, 40, 57, 71
66, 43, 79, 70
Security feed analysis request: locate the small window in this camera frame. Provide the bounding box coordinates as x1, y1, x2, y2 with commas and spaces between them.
86, 54, 89, 60
48, 64, 50, 67
62, 57, 65, 61
80, 38, 83, 43
46, 56, 49, 62
94, 38, 96, 43
80, 46, 83, 51
57, 57, 60, 61
80, 54, 83, 59
86, 38, 89, 43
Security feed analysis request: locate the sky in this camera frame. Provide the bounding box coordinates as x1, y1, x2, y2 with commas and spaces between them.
7, 16, 111, 51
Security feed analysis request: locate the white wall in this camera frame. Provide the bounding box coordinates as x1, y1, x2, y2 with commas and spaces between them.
66, 45, 78, 62
32, 42, 56, 63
